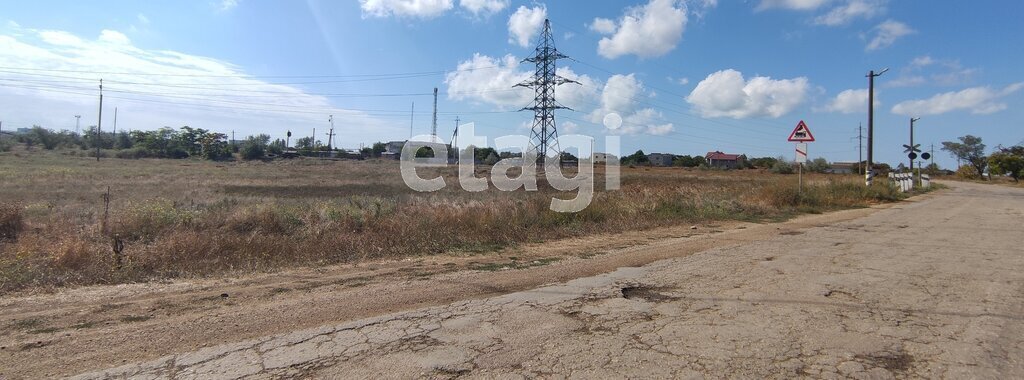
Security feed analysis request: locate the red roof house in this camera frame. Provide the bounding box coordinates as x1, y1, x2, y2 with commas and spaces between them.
705, 151, 744, 169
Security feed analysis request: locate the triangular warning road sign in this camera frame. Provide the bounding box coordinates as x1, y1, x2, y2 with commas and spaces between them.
788, 120, 815, 142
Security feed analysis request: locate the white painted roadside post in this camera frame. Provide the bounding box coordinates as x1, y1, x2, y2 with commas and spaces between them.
922, 174, 930, 188
788, 120, 815, 197
795, 142, 808, 195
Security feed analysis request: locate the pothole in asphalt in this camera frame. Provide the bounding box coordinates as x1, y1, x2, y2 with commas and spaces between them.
620, 286, 679, 302
857, 352, 914, 373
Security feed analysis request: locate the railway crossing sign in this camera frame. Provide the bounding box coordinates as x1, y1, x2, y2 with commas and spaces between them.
788, 120, 815, 142
904, 144, 922, 160
795, 143, 808, 164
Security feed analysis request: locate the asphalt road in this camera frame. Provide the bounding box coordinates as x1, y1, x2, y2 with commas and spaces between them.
69, 181, 1024, 379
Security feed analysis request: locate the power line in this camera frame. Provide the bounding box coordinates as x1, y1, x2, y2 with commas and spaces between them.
0, 64, 503, 79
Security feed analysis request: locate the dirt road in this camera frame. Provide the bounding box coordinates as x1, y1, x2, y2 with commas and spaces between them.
6, 181, 1024, 378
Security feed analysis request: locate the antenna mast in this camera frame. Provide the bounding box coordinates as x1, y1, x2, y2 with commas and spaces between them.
431, 88, 438, 142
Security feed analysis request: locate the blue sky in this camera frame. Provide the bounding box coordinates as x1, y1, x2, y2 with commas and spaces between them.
0, 0, 1021, 168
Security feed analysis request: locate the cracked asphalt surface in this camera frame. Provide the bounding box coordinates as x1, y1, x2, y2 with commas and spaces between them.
58, 182, 1024, 378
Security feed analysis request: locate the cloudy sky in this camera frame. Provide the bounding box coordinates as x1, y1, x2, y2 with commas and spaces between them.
1, 0, 1022, 167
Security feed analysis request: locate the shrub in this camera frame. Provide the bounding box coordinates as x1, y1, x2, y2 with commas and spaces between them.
0, 138, 13, 152
955, 165, 980, 180
240, 134, 270, 160
771, 159, 794, 174
0, 203, 24, 240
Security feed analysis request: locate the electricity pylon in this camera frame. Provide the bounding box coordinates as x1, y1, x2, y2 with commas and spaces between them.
515, 19, 579, 164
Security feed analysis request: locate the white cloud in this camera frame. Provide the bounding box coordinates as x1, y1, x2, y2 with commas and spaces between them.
814, 0, 883, 26
507, 5, 546, 47
0, 27, 403, 144
219, 0, 241, 11
596, 0, 688, 59
360, 0, 454, 19
865, 20, 913, 50
644, 122, 675, 135
589, 18, 616, 34
686, 69, 810, 119
38, 30, 83, 46
823, 88, 878, 114
444, 53, 598, 112
459, 0, 508, 16
444, 53, 532, 108
137, 14, 151, 25
584, 74, 672, 136
554, 67, 600, 111
560, 120, 581, 134
889, 56, 978, 88
592, 74, 643, 119
891, 83, 1024, 116
692, 0, 719, 18
99, 30, 131, 45
757, 0, 830, 11
910, 55, 934, 67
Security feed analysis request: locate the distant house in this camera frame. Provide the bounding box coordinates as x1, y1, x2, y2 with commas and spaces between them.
705, 151, 743, 169
381, 140, 406, 159
592, 152, 618, 164
647, 153, 675, 167
828, 162, 859, 174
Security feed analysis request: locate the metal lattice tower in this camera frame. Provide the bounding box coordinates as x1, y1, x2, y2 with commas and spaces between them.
515, 19, 579, 163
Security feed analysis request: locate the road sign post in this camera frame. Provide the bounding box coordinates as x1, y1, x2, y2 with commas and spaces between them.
789, 121, 815, 198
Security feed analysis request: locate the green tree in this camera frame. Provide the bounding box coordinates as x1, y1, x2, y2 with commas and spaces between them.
415, 146, 434, 158
673, 155, 697, 167
942, 135, 988, 179
749, 156, 778, 169
240, 134, 270, 160
806, 157, 831, 173
771, 156, 794, 174
371, 142, 387, 158
622, 150, 649, 165
988, 146, 1024, 182
268, 138, 286, 155
295, 137, 314, 152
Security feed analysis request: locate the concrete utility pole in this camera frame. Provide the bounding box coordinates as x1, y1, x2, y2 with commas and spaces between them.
866, 68, 888, 186
327, 114, 334, 151
858, 123, 863, 175
451, 116, 460, 160
930, 143, 935, 169
113, 107, 118, 135
96, 79, 103, 162
75, 115, 81, 135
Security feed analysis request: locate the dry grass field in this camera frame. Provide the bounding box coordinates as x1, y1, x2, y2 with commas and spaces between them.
0, 147, 909, 294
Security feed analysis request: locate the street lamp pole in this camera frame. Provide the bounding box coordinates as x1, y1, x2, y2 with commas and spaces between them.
866, 68, 888, 186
